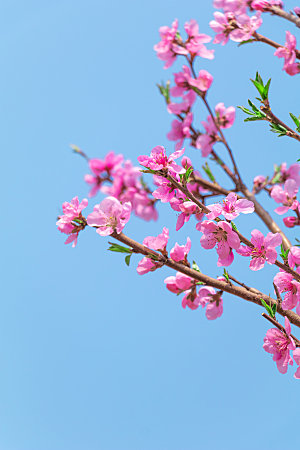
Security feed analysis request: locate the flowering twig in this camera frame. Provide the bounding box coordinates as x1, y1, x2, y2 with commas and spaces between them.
262, 312, 300, 346
110, 230, 300, 329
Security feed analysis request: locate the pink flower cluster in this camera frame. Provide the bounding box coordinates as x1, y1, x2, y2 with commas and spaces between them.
206, 192, 254, 220
197, 220, 240, 266
137, 227, 169, 275
196, 103, 235, 156
263, 317, 298, 376
274, 271, 300, 313
87, 196, 131, 236
85, 151, 157, 222
154, 19, 214, 69
237, 230, 282, 270
56, 196, 88, 247
210, 3, 262, 45
274, 31, 300, 76
165, 273, 223, 319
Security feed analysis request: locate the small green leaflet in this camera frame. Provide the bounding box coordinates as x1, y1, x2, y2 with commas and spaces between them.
192, 261, 201, 272
261, 298, 276, 318
250, 72, 271, 101
279, 243, 289, 261
108, 243, 132, 254
125, 254, 132, 266
223, 269, 229, 282
231, 221, 238, 232
269, 122, 287, 137
289, 112, 300, 132
202, 162, 215, 182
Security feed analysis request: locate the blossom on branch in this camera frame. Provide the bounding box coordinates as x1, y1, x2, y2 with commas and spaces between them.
206, 192, 254, 220
86, 196, 131, 236
263, 317, 296, 374
237, 229, 282, 270
197, 220, 240, 267
138, 145, 186, 174
57, 196, 88, 247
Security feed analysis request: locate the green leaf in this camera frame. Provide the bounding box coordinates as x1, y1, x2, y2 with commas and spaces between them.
125, 254, 132, 266
271, 303, 277, 318
251, 79, 265, 99
248, 99, 260, 114
263, 78, 271, 100
231, 221, 238, 232
256, 72, 263, 85
290, 112, 300, 132
244, 116, 265, 122
192, 261, 201, 272
238, 38, 255, 46
269, 123, 287, 136
261, 298, 273, 317
237, 105, 255, 115
223, 269, 229, 282
271, 172, 281, 184
202, 162, 215, 183
108, 243, 132, 254
185, 166, 194, 182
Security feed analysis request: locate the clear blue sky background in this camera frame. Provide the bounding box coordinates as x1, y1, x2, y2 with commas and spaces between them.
2, 1, 300, 449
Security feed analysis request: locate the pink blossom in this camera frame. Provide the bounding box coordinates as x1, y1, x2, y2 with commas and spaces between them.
152, 175, 176, 203
143, 227, 169, 252
274, 31, 300, 76
176, 200, 203, 231
280, 162, 300, 187
189, 70, 214, 92
273, 271, 300, 311
167, 113, 193, 150
89, 152, 123, 175
270, 179, 299, 215
263, 317, 296, 374
206, 192, 254, 220
57, 196, 88, 247
182, 289, 199, 310
137, 257, 160, 275
170, 66, 193, 97
215, 102, 235, 128
196, 116, 218, 157
170, 237, 191, 262
295, 7, 300, 17
137, 227, 169, 275
184, 20, 215, 59
138, 145, 186, 174
154, 19, 183, 69
210, 12, 234, 45
253, 174, 266, 193
251, 0, 282, 10
293, 348, 300, 378
196, 286, 223, 320
283, 216, 298, 228
288, 246, 300, 268
230, 13, 262, 42
197, 220, 240, 267
86, 196, 131, 236
213, 0, 247, 14
164, 272, 194, 293
237, 229, 282, 270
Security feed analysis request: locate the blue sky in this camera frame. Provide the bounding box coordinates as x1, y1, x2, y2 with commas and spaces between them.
2, 1, 300, 449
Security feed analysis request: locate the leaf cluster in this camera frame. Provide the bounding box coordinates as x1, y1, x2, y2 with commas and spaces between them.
261, 298, 277, 318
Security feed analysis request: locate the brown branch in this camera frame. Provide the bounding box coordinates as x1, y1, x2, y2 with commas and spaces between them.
253, 32, 300, 60
262, 313, 300, 346
269, 5, 300, 29
110, 231, 300, 329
